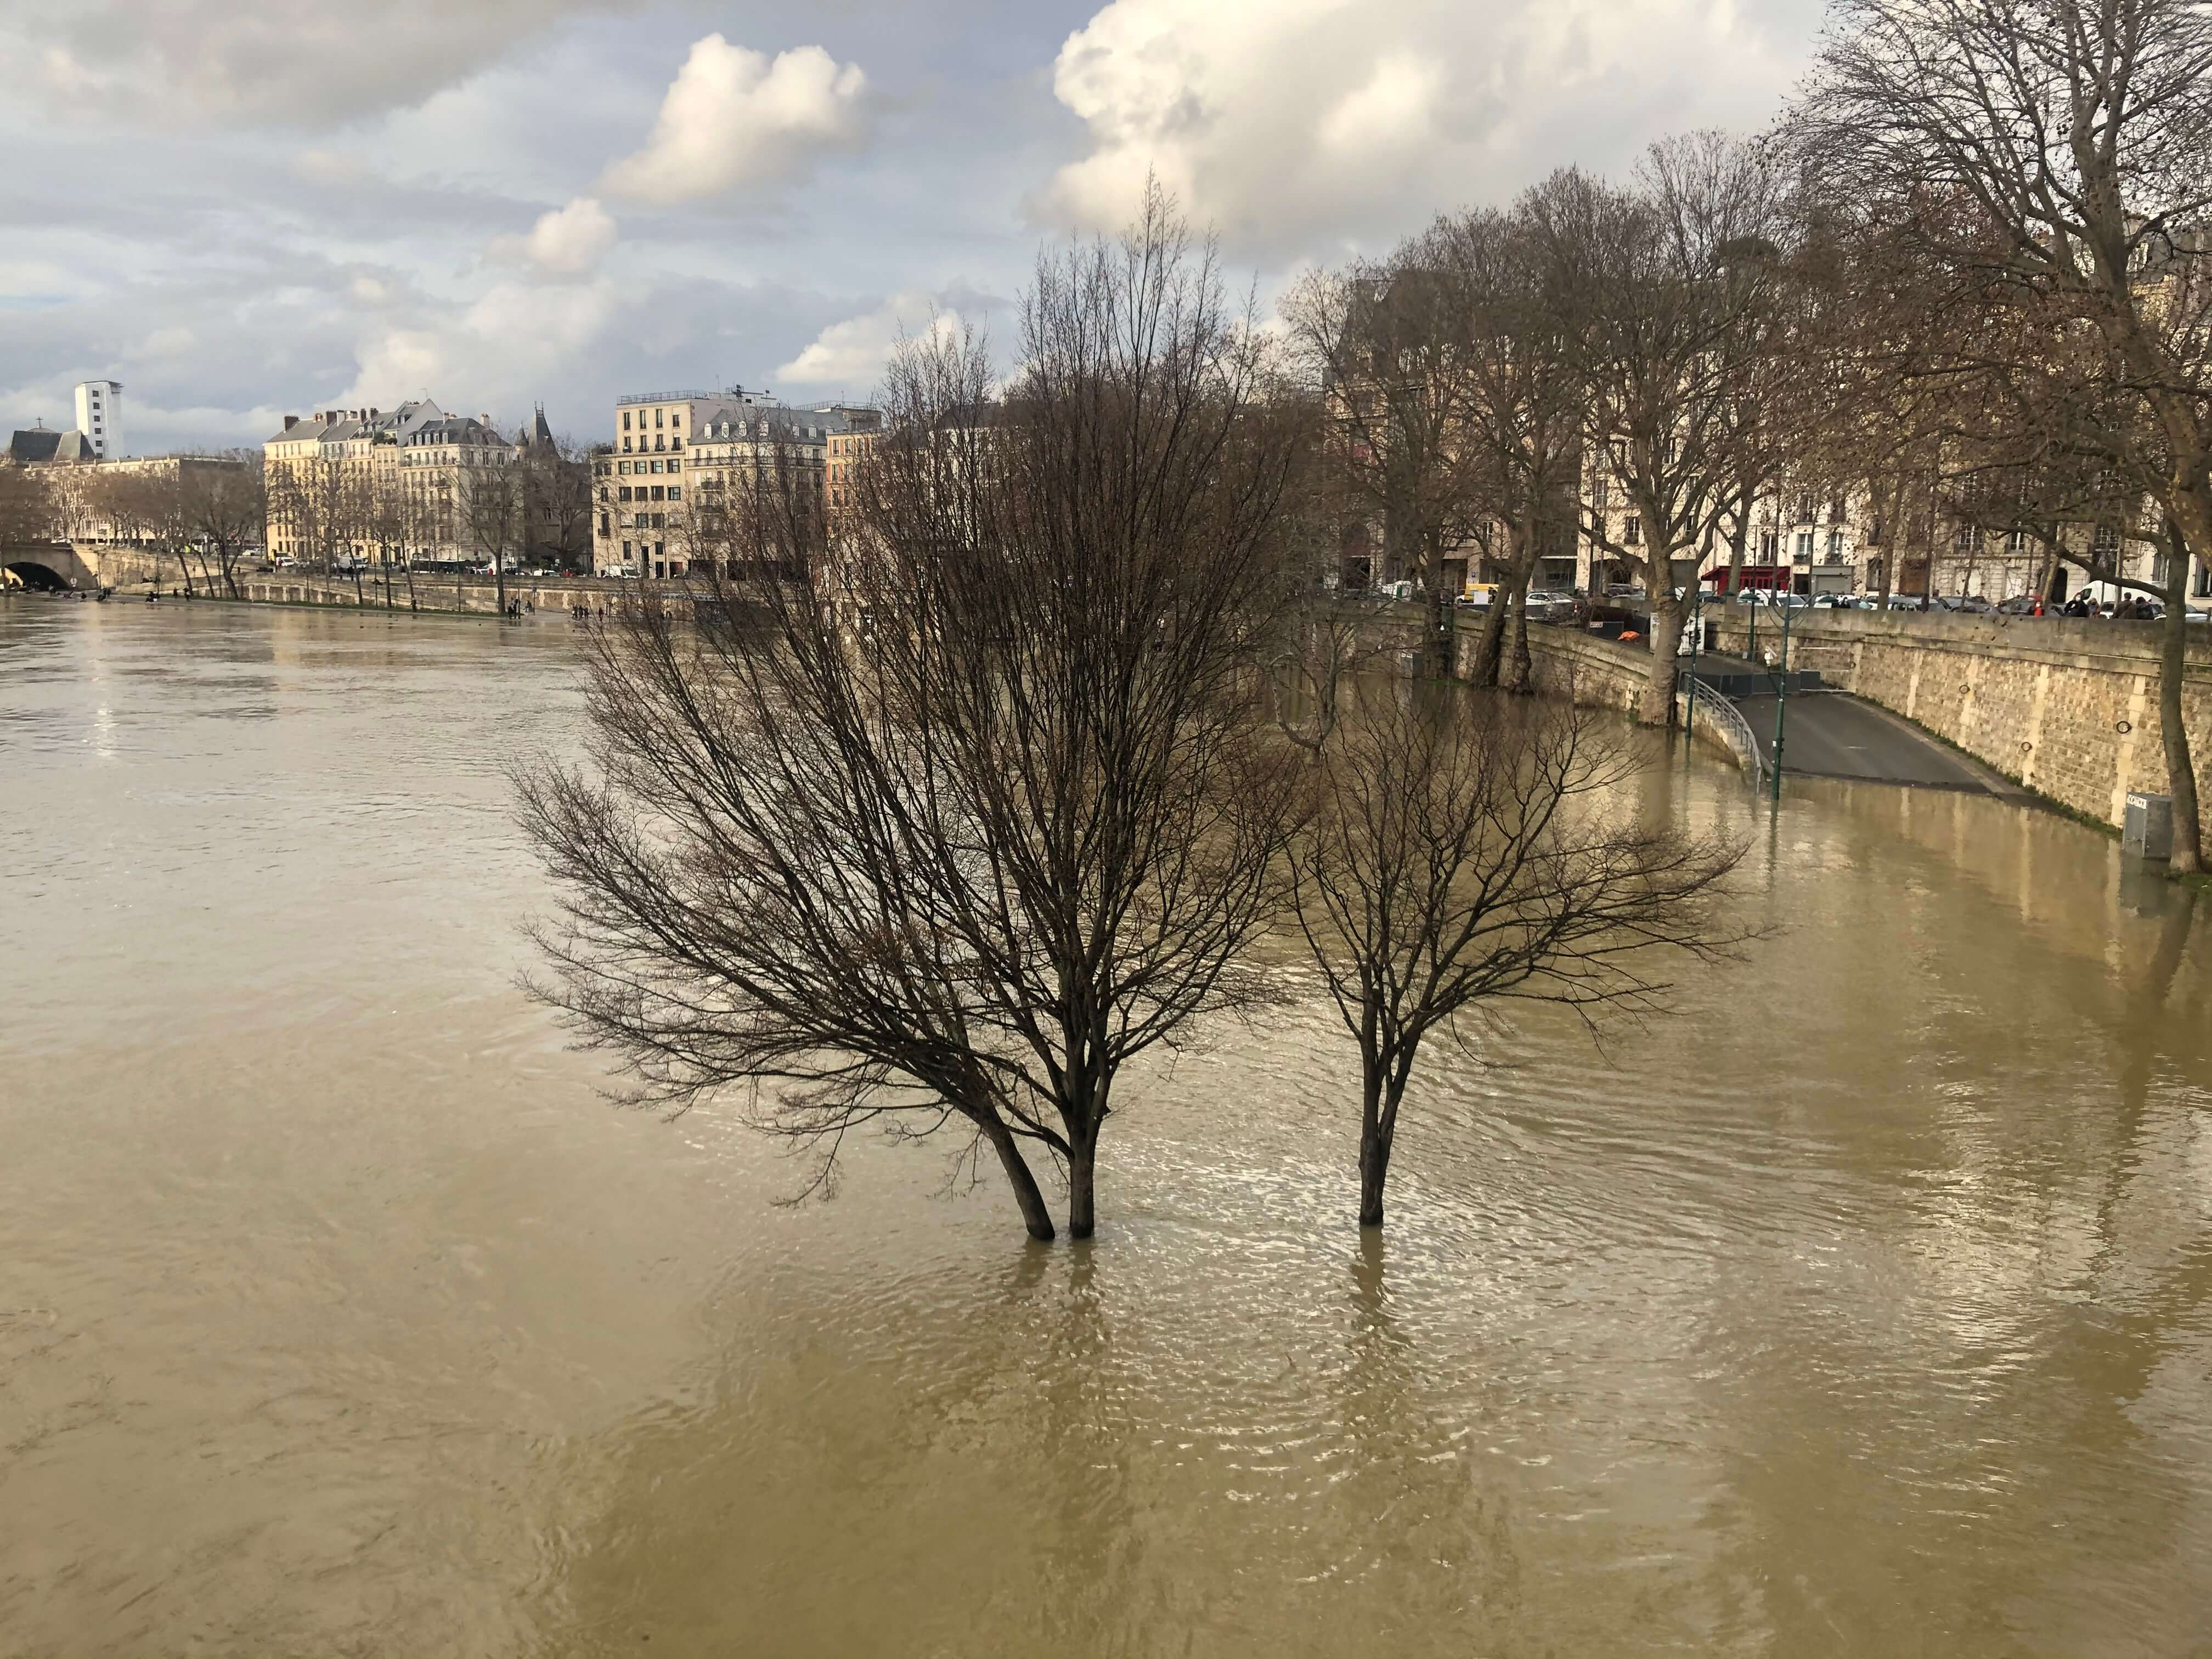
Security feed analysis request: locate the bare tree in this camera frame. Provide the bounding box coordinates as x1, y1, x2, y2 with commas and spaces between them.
523, 436, 594, 571
1432, 202, 1585, 689
0, 464, 57, 550
1286, 686, 1744, 1227
1283, 232, 1490, 670
521, 195, 1311, 1243
1790, 0, 2211, 867
180, 454, 266, 598
1529, 136, 1792, 721
460, 450, 524, 613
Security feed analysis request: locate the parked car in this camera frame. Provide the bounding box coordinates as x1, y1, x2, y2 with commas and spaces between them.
1523, 589, 1576, 624
1995, 594, 2049, 615
1956, 594, 1995, 613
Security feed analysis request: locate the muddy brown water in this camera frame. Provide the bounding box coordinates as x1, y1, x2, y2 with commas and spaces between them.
3, 601, 2209, 1657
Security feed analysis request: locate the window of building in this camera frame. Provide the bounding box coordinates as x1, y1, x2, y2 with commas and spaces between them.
650, 486, 664, 501
1759, 529, 1779, 559
1623, 515, 1641, 545
2005, 528, 2028, 554
1796, 530, 1814, 561
599, 514, 609, 535
2094, 523, 2121, 556
1592, 476, 1609, 511
1826, 530, 1843, 562
667, 458, 679, 472
623, 437, 632, 453
623, 540, 633, 557
2194, 561, 2210, 599
668, 486, 681, 501
654, 436, 665, 452
670, 413, 681, 428
623, 412, 631, 430
650, 459, 663, 474
618, 487, 631, 501
654, 409, 664, 427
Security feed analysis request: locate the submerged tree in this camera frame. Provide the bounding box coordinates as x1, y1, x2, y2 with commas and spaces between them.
1288, 687, 1743, 1228
521, 195, 1310, 1242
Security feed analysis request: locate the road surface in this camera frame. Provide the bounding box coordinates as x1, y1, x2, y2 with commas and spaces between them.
1732, 691, 2010, 792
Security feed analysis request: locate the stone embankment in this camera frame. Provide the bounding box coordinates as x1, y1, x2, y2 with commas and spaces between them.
1702, 607, 2210, 831
219, 572, 621, 616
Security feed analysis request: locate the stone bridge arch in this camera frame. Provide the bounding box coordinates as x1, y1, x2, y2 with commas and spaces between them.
2, 541, 97, 589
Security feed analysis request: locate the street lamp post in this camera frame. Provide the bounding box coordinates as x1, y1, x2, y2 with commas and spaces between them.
1770, 589, 1793, 803
1683, 568, 1704, 740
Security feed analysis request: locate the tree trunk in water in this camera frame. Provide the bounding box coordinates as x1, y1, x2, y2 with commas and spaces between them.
2160, 548, 2203, 874
1508, 580, 1533, 692
1067, 1130, 1098, 1240
1465, 589, 1510, 686
986, 1124, 1056, 1242
1641, 592, 1685, 725
1357, 1124, 1391, 1228
1426, 584, 1450, 678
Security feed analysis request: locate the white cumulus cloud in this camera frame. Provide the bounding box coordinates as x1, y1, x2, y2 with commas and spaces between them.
524, 196, 617, 273
776, 291, 964, 391
1039, 0, 1816, 256
601, 35, 870, 205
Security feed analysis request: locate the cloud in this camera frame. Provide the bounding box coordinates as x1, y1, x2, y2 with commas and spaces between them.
1037, 0, 1818, 256
522, 196, 617, 273
775, 291, 971, 391
601, 36, 870, 205
4, 1, 619, 127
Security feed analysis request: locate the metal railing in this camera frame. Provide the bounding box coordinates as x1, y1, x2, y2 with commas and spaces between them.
1677, 673, 1765, 792
615, 389, 731, 406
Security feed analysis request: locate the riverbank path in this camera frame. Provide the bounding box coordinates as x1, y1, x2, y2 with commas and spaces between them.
1731, 690, 2019, 793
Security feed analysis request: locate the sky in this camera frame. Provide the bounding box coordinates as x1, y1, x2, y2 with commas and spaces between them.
0, 0, 1829, 456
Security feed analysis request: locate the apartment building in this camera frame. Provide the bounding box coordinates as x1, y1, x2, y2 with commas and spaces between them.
590, 387, 876, 577
1573, 450, 2188, 608
264, 399, 524, 566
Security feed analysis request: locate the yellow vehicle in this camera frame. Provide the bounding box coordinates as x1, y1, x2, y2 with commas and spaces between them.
1458, 582, 1499, 608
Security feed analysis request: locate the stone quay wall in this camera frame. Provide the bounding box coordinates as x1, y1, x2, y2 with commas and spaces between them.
1508, 625, 1758, 781
1705, 607, 2212, 830
220, 573, 620, 616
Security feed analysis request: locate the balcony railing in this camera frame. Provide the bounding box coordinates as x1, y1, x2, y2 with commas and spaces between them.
615, 389, 728, 406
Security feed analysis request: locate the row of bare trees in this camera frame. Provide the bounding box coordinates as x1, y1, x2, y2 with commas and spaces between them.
1283, 0, 2209, 870
8, 456, 269, 596
521, 195, 1745, 1244
264, 437, 592, 611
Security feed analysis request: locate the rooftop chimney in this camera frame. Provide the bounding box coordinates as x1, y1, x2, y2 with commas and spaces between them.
283, 415, 298, 431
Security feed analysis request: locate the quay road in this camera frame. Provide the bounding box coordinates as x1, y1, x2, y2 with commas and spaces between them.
1684, 647, 2008, 793
1731, 689, 2016, 793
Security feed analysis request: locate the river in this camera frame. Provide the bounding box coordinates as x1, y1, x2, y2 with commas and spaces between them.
3, 600, 2209, 1657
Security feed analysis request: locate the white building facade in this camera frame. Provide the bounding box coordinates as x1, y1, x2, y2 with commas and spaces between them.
73, 380, 121, 459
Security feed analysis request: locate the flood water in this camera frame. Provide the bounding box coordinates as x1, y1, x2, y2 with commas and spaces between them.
3, 600, 2210, 1657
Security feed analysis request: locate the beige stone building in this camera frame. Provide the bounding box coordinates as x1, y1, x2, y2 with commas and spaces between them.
264, 399, 524, 567
590, 387, 875, 577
